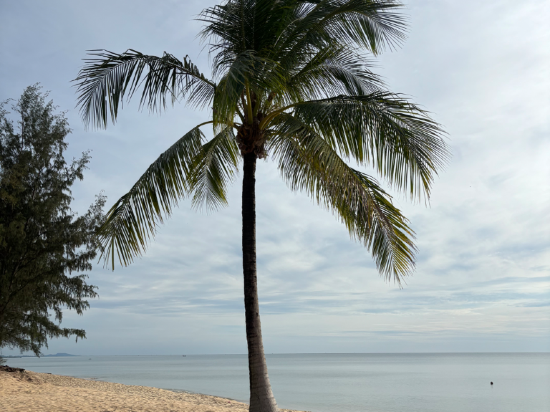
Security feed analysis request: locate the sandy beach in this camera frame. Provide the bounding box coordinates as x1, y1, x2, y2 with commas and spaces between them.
0, 366, 303, 412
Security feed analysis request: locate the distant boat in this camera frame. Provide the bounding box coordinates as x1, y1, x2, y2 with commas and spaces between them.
182, 355, 186, 357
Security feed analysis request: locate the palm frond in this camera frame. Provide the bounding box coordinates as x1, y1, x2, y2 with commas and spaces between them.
257, 0, 404, 77
269, 113, 416, 281
199, 0, 286, 57
190, 127, 240, 211
213, 50, 286, 126
291, 92, 449, 199
98, 125, 206, 268
74, 49, 215, 128
281, 45, 383, 104
322, 0, 407, 53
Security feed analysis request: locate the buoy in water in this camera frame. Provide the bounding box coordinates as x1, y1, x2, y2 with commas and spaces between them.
490, 382, 493, 385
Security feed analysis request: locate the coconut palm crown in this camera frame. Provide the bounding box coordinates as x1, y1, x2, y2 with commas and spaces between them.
75, 1, 448, 411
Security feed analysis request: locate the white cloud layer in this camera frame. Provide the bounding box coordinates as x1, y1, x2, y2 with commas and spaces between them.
1, 0, 548, 355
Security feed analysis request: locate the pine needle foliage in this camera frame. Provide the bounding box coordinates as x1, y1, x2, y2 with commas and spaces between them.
75, 0, 448, 283
0, 85, 105, 356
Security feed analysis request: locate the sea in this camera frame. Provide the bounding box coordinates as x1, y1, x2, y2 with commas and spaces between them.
6, 353, 550, 412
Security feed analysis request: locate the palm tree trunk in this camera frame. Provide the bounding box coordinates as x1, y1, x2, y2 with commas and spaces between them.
242, 152, 279, 412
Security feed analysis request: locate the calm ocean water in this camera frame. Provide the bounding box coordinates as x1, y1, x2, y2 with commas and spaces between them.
7, 353, 550, 412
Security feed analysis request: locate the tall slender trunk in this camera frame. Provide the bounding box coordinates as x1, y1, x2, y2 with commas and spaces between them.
242, 152, 278, 412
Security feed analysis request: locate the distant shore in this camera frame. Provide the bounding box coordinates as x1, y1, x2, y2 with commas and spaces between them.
0, 367, 302, 412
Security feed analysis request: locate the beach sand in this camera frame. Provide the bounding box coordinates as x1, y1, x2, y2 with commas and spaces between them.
0, 367, 303, 412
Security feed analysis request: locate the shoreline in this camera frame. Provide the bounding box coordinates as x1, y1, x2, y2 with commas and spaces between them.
0, 367, 304, 412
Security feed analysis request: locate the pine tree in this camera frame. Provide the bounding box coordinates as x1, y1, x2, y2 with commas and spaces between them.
0, 85, 104, 357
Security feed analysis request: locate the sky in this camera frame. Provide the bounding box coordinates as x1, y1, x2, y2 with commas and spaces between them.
0, 0, 549, 355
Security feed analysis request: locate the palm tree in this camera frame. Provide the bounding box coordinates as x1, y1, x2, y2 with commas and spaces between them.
75, 1, 447, 411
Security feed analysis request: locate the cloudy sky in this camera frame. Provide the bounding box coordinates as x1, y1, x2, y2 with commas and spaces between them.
1, 0, 549, 355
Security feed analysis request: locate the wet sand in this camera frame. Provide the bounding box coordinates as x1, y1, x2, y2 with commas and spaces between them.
0, 367, 303, 412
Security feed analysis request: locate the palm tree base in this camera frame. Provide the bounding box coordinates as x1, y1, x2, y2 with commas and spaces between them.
242, 152, 279, 412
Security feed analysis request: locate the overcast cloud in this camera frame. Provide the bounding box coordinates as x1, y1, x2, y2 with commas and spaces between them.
0, 0, 548, 355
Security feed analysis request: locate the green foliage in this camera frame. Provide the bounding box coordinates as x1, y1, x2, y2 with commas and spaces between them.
74, 0, 449, 282
74, 50, 215, 128
0, 85, 105, 356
